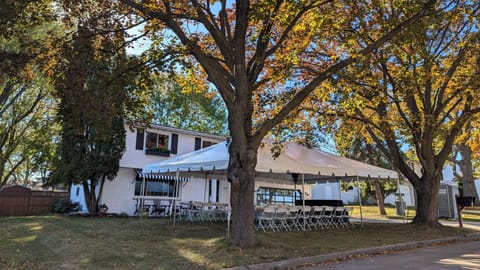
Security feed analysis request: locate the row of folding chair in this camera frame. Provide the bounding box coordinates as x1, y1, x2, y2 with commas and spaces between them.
175, 202, 229, 223
255, 205, 354, 232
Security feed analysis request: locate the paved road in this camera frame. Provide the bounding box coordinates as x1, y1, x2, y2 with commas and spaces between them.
300, 240, 480, 270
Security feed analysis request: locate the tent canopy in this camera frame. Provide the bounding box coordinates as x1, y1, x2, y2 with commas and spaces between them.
143, 141, 398, 180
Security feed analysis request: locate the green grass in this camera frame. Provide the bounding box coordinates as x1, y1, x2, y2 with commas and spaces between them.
462, 207, 480, 222
0, 215, 475, 270
347, 205, 416, 219
348, 204, 480, 222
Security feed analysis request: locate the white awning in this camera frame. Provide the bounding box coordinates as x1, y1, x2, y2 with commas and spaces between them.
136, 172, 190, 182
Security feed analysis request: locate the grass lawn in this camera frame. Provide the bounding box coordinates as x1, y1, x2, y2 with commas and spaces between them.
0, 215, 475, 270
349, 205, 480, 222
348, 205, 416, 219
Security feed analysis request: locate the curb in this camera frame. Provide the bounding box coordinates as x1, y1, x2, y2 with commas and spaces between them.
222, 233, 480, 270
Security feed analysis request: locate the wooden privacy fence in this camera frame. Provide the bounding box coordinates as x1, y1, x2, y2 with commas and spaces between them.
0, 185, 69, 216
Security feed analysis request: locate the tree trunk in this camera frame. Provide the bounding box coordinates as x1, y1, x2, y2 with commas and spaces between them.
82, 180, 98, 214
457, 143, 479, 206
373, 180, 387, 215
412, 175, 441, 227
228, 139, 258, 247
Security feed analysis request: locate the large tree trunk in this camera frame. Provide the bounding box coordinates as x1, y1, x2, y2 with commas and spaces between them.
227, 83, 259, 247
373, 180, 387, 215
228, 139, 258, 247
412, 174, 441, 227
457, 143, 479, 206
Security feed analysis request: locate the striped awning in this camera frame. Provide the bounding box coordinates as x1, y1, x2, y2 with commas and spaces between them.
136, 172, 190, 182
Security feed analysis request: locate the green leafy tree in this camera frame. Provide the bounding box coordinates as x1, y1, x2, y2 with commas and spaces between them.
334, 121, 397, 215
120, 0, 440, 246
147, 74, 228, 135
0, 0, 60, 188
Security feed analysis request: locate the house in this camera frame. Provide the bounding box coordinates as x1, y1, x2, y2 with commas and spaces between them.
70, 123, 225, 215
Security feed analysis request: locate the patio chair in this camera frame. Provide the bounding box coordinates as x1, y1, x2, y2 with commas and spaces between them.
321, 206, 336, 228
186, 201, 203, 222
150, 200, 167, 216
297, 206, 313, 231
285, 206, 301, 231
310, 206, 326, 229
213, 203, 228, 222
273, 207, 290, 231
256, 206, 277, 232
333, 207, 348, 228
344, 206, 355, 228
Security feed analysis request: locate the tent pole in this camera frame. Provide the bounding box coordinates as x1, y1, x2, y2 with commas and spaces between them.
204, 174, 208, 203
140, 175, 146, 216
339, 179, 342, 201
173, 169, 180, 228
396, 176, 406, 223
227, 179, 231, 239
302, 173, 306, 231
356, 176, 363, 227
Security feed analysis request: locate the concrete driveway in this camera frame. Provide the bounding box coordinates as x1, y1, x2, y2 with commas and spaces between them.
299, 240, 480, 270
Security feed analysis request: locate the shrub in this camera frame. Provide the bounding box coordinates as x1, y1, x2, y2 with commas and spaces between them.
53, 198, 81, 213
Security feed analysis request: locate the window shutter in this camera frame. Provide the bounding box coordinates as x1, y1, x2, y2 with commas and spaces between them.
135, 129, 144, 150
170, 133, 178, 154
194, 137, 202, 150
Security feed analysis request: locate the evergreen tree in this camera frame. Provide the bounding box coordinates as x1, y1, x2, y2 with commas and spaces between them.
51, 16, 131, 213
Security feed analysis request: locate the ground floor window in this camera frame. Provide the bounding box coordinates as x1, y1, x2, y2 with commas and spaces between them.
135, 178, 175, 197
256, 187, 301, 205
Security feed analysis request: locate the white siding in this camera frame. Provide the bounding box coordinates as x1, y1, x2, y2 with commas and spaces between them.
70, 184, 87, 212
100, 168, 137, 215
120, 125, 224, 169
311, 183, 359, 204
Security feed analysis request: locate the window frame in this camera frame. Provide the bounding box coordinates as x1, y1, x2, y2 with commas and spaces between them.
145, 132, 170, 150
256, 187, 301, 206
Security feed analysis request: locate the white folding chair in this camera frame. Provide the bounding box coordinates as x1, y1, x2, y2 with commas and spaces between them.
274, 207, 290, 231
333, 207, 347, 228
256, 206, 277, 232
321, 206, 336, 228
344, 206, 355, 228
297, 206, 313, 231
311, 206, 326, 229
285, 206, 301, 231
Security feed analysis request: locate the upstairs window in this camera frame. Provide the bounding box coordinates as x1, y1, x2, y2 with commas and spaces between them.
195, 137, 216, 150
146, 132, 169, 150
202, 140, 215, 148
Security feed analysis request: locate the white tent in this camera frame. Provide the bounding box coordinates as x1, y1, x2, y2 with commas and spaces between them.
143, 141, 397, 180
143, 141, 398, 228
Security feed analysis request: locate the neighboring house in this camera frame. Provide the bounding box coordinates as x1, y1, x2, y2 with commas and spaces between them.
70, 123, 225, 215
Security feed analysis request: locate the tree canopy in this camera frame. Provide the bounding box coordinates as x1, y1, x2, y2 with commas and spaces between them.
145, 73, 228, 136
120, 0, 440, 246
0, 0, 61, 188
313, 0, 480, 226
